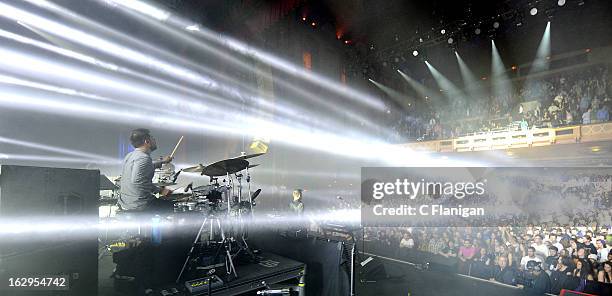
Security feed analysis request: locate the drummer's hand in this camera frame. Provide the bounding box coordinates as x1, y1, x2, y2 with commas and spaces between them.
160, 187, 173, 196
160, 156, 174, 164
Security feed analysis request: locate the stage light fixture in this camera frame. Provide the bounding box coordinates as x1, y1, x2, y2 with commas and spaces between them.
419, 37, 423, 43
302, 17, 306, 21
558, 0, 566, 6
185, 24, 200, 31
530, 7, 538, 16
493, 22, 500, 29
440, 29, 446, 35
447, 37, 453, 44
311, 22, 316, 27
412, 50, 419, 57
475, 28, 481, 35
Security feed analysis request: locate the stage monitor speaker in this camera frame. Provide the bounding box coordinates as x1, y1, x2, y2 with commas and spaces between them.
0, 165, 99, 296
359, 256, 387, 281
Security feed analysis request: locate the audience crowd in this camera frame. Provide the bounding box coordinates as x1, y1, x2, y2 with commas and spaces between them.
391, 64, 612, 142
362, 172, 612, 295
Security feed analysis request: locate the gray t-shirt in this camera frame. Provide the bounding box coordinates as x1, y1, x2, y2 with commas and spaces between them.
118, 149, 161, 210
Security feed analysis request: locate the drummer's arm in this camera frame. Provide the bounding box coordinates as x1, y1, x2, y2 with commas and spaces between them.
153, 156, 174, 169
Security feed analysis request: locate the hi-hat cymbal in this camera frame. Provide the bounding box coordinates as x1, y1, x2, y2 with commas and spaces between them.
202, 158, 249, 176
182, 164, 206, 173
234, 152, 265, 160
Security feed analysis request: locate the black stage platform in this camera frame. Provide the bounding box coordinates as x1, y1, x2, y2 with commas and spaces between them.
185, 252, 305, 296
105, 251, 305, 296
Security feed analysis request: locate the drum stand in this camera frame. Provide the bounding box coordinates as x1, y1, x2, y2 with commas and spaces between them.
176, 212, 238, 283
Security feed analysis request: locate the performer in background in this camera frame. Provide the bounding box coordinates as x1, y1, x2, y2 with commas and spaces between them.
119, 128, 174, 211
289, 189, 304, 216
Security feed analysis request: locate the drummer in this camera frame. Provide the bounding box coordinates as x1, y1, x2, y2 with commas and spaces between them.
118, 128, 175, 212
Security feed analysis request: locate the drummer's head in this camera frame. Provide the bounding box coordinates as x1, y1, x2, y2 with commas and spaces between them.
292, 189, 303, 201
131, 128, 157, 152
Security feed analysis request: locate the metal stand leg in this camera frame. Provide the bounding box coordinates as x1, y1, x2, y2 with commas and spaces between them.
218, 219, 238, 278
176, 217, 208, 283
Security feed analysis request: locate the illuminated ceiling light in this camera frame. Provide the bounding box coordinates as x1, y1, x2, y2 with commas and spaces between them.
475, 28, 481, 35
493, 21, 500, 29
530, 7, 538, 16
185, 24, 200, 31
447, 37, 454, 44
440, 29, 446, 35
558, 0, 566, 6
412, 50, 419, 56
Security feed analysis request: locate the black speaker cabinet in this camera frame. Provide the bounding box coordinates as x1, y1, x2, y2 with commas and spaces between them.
0, 165, 99, 296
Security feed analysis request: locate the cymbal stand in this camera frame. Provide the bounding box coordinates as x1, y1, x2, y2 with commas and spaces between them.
176, 212, 238, 283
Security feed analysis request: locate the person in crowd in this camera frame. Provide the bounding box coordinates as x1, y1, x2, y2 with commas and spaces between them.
596, 105, 609, 122
544, 246, 559, 272
522, 261, 551, 296
521, 247, 542, 270
458, 239, 478, 274
582, 107, 592, 124
583, 236, 598, 256
532, 235, 549, 261
439, 240, 458, 258
492, 256, 516, 285
572, 259, 594, 281
597, 261, 612, 283
472, 247, 494, 279
596, 239, 610, 263
550, 257, 574, 294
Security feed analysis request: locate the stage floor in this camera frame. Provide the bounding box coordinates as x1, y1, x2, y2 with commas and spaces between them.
98, 249, 305, 296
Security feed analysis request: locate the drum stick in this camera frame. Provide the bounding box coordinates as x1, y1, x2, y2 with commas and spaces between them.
170, 136, 184, 158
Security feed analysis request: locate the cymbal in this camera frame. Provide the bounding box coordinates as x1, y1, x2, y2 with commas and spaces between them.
182, 164, 206, 173
234, 152, 265, 160
248, 164, 259, 169
202, 158, 249, 176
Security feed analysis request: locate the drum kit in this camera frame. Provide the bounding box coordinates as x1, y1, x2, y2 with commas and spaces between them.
160, 151, 265, 283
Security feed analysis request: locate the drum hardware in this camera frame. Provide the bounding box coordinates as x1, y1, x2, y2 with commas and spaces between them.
176, 213, 238, 283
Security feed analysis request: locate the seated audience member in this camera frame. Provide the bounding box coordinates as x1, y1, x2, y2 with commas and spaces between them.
550, 257, 574, 294
521, 247, 542, 270
597, 261, 612, 283
492, 256, 516, 286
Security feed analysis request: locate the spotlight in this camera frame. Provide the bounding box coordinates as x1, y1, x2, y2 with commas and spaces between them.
302, 17, 306, 21
440, 29, 446, 35
412, 50, 419, 57
511, 65, 517, 70
447, 37, 454, 44
530, 7, 538, 16
475, 28, 481, 35
311, 22, 316, 27
185, 24, 200, 31
419, 37, 424, 43
493, 21, 500, 29
558, 0, 566, 6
